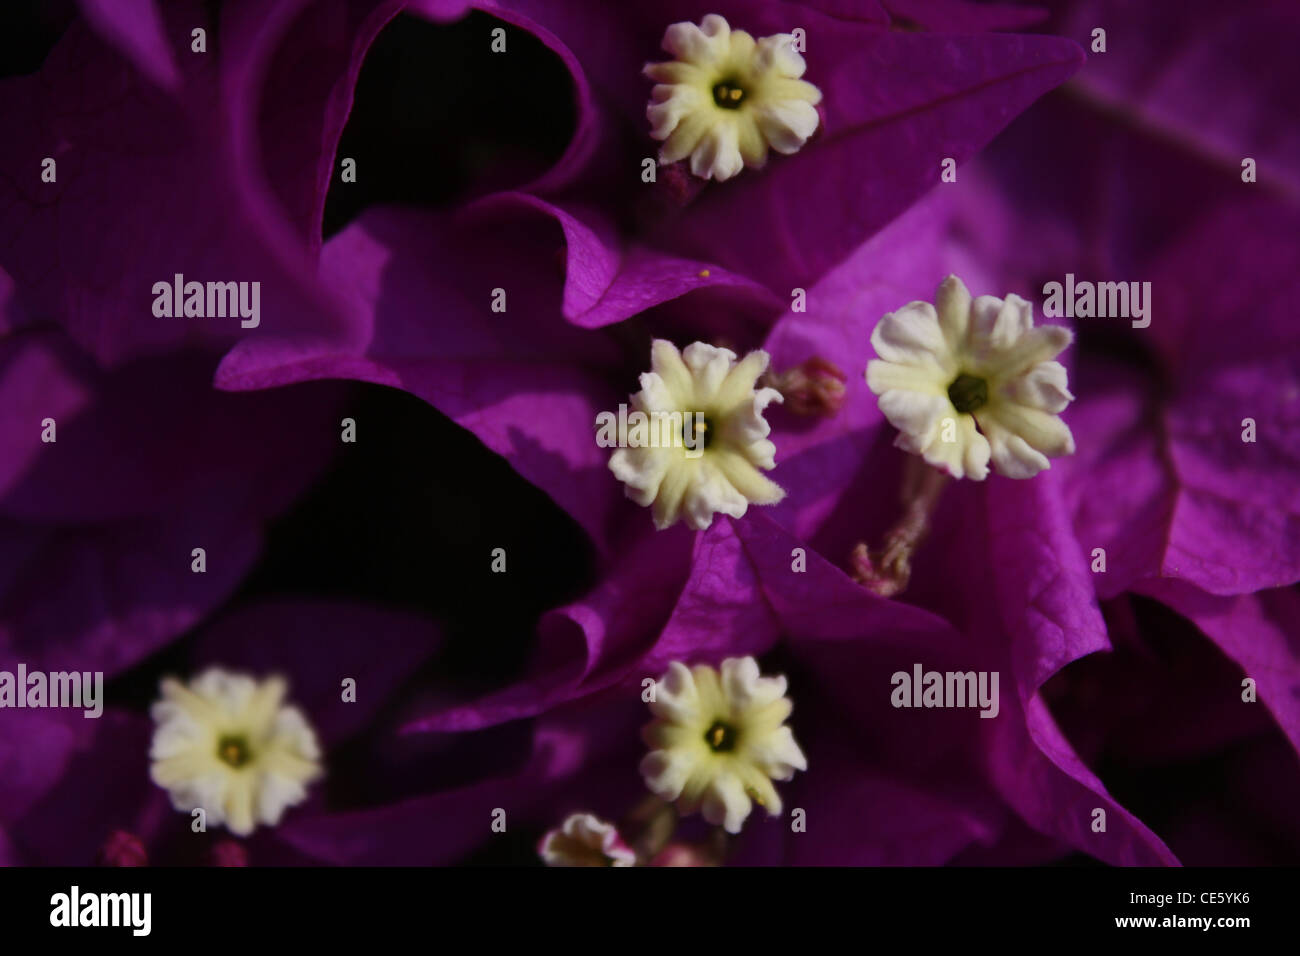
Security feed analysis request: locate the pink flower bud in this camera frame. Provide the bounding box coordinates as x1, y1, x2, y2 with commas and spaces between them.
210, 840, 249, 867
650, 842, 720, 867
771, 356, 848, 417
98, 830, 148, 867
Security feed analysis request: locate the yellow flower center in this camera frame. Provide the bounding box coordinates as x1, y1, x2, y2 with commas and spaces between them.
683, 414, 714, 451
705, 719, 738, 752
217, 735, 252, 768
947, 373, 988, 414
712, 80, 747, 109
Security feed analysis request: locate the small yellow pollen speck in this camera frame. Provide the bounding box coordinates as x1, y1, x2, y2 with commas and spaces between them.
217, 735, 252, 768
698, 269, 710, 278
684, 416, 711, 452
709, 725, 726, 748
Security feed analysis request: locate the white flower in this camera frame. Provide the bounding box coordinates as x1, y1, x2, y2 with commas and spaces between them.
866, 275, 1076, 480
609, 340, 785, 530
640, 657, 806, 834
149, 669, 323, 837
645, 14, 822, 181
538, 813, 637, 867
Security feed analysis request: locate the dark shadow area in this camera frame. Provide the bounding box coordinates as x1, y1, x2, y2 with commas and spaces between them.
321, 10, 577, 238
0, 0, 75, 78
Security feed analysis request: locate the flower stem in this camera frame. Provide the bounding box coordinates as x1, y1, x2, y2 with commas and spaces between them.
849, 457, 951, 597
621, 794, 678, 863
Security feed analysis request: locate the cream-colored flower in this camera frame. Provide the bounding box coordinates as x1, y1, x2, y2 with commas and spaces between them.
866, 275, 1076, 480
640, 657, 806, 834
645, 14, 822, 181
609, 340, 785, 530
538, 813, 637, 867
149, 669, 322, 837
